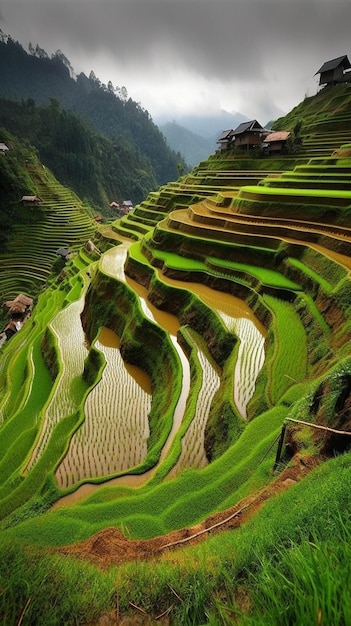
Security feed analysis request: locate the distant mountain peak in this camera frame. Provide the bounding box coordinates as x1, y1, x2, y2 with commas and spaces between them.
155, 109, 249, 140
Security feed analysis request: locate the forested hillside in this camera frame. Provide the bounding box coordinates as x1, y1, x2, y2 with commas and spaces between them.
0, 33, 186, 202
0, 97, 158, 212
160, 121, 216, 167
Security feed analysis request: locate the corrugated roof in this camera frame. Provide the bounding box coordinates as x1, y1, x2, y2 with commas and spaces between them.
217, 129, 234, 141
316, 55, 351, 74
56, 248, 70, 257
232, 120, 263, 135
4, 294, 33, 313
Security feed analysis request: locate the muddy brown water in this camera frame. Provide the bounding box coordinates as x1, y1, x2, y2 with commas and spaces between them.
54, 243, 265, 507
99, 327, 152, 394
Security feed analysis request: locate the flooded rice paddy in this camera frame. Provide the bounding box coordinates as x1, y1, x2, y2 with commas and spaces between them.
26, 295, 88, 473
52, 242, 266, 503
55, 327, 151, 489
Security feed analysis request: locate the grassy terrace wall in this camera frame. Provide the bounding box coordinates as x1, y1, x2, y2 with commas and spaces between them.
80, 267, 182, 464
125, 241, 236, 366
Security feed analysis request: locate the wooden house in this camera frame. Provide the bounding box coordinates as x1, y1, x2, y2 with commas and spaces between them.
315, 55, 351, 86
3, 320, 20, 339
21, 195, 42, 207
216, 129, 235, 152
121, 200, 133, 213
56, 248, 71, 261
232, 120, 265, 150
2, 294, 33, 342
4, 294, 33, 317
262, 131, 291, 155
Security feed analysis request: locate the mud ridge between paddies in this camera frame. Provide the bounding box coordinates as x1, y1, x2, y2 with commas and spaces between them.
56, 453, 320, 570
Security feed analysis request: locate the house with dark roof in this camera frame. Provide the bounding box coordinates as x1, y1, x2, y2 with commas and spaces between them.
56, 248, 71, 261
1, 294, 34, 343
315, 55, 351, 86
216, 129, 235, 152
232, 120, 266, 150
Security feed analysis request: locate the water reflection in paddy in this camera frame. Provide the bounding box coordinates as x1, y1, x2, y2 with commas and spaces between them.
55, 324, 152, 489
99, 326, 152, 394
54, 242, 266, 506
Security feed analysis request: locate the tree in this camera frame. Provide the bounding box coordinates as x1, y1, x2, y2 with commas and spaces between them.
120, 86, 128, 101
52, 49, 75, 78
34, 44, 48, 59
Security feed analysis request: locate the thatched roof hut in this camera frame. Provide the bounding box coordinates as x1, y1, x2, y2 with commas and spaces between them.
4, 294, 33, 315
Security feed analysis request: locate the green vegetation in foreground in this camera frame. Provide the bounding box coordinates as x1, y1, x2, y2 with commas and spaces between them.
207, 256, 301, 290
1, 452, 351, 625
2, 401, 290, 543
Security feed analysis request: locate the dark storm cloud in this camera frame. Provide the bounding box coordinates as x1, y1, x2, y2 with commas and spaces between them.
1, 0, 351, 119
4, 0, 351, 79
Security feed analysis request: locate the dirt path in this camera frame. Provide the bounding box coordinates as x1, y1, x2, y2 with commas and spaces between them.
57, 453, 320, 570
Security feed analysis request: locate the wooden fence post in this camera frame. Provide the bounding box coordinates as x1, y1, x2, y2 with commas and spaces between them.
273, 423, 287, 471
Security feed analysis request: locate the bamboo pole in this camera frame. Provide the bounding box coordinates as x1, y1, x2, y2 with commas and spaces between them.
273, 417, 351, 471
285, 417, 351, 436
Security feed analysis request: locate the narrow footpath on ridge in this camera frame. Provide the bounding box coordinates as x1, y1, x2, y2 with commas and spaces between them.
57, 452, 320, 569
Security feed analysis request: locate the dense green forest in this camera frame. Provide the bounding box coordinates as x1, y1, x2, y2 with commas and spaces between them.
0, 33, 187, 211
0, 98, 158, 212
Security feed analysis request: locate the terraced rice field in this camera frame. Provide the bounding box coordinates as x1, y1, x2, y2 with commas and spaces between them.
55, 328, 152, 489
220, 314, 266, 418
3, 89, 351, 578
170, 333, 220, 476
87, 244, 266, 483
0, 173, 96, 303
25, 292, 88, 473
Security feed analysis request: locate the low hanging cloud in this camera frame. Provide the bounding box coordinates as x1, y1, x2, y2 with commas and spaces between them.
1, 0, 351, 121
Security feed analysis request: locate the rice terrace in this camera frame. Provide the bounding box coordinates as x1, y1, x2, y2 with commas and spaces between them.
2, 69, 351, 624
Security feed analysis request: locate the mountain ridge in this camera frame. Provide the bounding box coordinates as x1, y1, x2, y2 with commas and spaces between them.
0, 34, 186, 192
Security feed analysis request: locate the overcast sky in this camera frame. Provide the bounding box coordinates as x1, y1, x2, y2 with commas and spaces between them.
1, 0, 351, 124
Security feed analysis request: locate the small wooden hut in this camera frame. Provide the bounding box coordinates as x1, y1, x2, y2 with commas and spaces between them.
262, 131, 291, 154
3, 320, 19, 339
4, 294, 33, 317
20, 195, 42, 207
315, 55, 351, 86
216, 129, 235, 152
